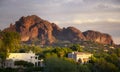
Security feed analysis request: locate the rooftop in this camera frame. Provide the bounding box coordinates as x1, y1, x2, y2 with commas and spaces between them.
71, 52, 92, 55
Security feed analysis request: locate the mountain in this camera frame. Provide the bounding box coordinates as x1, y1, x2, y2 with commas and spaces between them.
83, 30, 113, 45
3, 15, 114, 45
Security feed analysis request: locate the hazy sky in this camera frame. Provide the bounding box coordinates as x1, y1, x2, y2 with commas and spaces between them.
0, 0, 120, 44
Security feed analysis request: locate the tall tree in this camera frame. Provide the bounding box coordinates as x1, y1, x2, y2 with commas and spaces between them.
70, 44, 83, 52
0, 31, 20, 67
2, 31, 20, 53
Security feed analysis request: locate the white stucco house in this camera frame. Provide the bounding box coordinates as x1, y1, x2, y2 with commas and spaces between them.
68, 52, 92, 63
4, 51, 43, 68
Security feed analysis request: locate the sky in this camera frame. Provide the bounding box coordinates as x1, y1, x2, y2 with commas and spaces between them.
0, 0, 120, 44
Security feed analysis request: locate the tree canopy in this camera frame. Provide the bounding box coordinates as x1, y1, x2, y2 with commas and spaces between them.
0, 31, 20, 66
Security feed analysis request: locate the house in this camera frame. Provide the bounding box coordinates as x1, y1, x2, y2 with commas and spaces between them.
68, 52, 92, 63
4, 51, 43, 68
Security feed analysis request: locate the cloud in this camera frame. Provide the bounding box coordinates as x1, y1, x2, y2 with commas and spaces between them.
72, 19, 101, 24
107, 19, 120, 23
0, 0, 120, 44
52, 18, 120, 26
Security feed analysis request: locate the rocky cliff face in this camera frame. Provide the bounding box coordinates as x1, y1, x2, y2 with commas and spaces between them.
83, 30, 114, 45
60, 27, 86, 42
15, 15, 56, 44
3, 15, 114, 45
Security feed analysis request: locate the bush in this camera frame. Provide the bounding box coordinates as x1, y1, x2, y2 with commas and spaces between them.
15, 60, 34, 67
45, 57, 77, 72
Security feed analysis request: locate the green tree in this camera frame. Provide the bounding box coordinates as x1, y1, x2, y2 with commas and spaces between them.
2, 32, 20, 53
70, 44, 83, 52
62, 47, 72, 57
0, 32, 20, 67
29, 46, 42, 54
77, 64, 91, 72
45, 52, 58, 58
92, 58, 119, 72
52, 47, 65, 57
115, 48, 120, 57
52, 47, 72, 57
19, 45, 42, 53
45, 57, 77, 72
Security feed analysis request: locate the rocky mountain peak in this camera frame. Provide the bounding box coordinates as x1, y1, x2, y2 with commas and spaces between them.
3, 15, 114, 45
83, 30, 114, 45
61, 27, 86, 42
14, 15, 56, 44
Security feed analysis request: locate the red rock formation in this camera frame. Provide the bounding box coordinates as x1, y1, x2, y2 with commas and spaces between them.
15, 15, 56, 44
3, 15, 114, 45
3, 23, 16, 32
60, 27, 86, 42
83, 30, 114, 45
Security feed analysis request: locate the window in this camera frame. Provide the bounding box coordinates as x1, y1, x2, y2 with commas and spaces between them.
38, 62, 40, 66
35, 62, 37, 66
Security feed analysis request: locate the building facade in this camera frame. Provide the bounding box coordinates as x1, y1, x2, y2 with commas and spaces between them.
4, 51, 43, 68
68, 52, 92, 63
